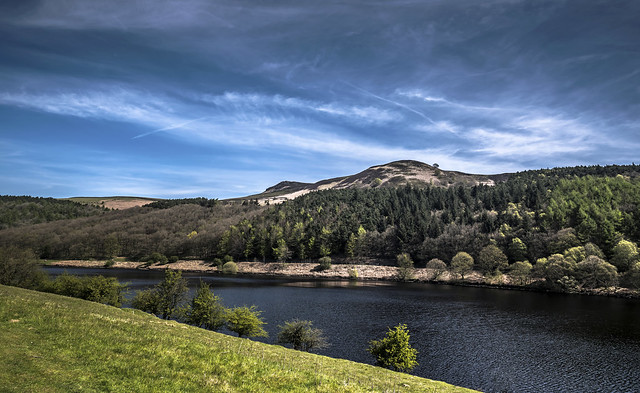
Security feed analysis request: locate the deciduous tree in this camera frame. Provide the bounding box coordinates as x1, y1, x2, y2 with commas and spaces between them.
277, 319, 327, 352
367, 324, 418, 372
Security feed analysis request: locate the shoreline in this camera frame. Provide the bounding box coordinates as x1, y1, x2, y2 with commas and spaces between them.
47, 259, 640, 299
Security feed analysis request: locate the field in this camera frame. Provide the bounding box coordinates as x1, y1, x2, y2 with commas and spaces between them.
0, 285, 477, 393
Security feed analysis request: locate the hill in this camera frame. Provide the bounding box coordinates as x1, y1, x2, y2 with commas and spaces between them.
0, 284, 477, 393
241, 160, 509, 205
0, 195, 107, 230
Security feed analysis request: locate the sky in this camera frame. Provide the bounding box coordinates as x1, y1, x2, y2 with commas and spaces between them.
1, 0, 639, 199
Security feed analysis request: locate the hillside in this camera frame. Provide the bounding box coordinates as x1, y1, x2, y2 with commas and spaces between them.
0, 285, 477, 393
66, 196, 161, 210
1, 163, 640, 295
244, 160, 509, 205
0, 195, 107, 230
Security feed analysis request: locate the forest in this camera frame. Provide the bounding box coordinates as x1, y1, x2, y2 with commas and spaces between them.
1, 164, 639, 291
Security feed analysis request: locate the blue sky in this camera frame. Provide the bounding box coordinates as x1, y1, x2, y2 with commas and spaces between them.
1, 0, 639, 199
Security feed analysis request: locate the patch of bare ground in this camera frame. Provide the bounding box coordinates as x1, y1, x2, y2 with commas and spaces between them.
99, 198, 154, 209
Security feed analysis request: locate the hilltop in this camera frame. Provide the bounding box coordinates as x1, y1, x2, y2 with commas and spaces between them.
244, 160, 509, 205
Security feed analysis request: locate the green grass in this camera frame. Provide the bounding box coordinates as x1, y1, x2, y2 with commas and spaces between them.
0, 285, 478, 393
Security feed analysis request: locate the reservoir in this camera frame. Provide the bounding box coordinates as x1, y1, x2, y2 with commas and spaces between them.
44, 266, 640, 393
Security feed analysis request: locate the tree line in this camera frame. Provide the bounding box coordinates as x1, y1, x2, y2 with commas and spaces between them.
1, 164, 639, 292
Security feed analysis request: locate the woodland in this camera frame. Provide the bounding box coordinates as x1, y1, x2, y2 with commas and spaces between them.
1, 164, 640, 292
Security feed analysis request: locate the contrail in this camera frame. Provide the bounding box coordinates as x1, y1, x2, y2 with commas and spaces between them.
133, 117, 208, 139
342, 82, 438, 125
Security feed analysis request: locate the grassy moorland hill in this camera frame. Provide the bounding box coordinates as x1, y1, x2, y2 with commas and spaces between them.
236, 160, 507, 205
0, 285, 477, 393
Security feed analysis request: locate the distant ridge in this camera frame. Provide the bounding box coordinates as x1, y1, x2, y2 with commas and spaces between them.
245, 160, 510, 205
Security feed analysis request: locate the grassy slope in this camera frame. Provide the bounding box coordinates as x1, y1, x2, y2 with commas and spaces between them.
0, 285, 478, 393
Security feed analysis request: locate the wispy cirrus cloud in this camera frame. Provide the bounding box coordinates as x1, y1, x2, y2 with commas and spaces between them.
467, 115, 597, 158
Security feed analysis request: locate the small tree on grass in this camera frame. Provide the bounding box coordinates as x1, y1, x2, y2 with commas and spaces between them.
277, 319, 327, 352
226, 306, 268, 338
185, 281, 226, 331
132, 269, 189, 319
367, 324, 418, 372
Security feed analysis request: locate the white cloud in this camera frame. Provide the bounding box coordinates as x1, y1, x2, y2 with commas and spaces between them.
201, 91, 401, 125
468, 115, 597, 157
396, 89, 503, 112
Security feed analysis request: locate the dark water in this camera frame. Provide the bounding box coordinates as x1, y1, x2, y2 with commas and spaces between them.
44, 266, 640, 393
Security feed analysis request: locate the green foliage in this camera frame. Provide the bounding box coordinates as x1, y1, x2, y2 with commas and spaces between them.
563, 246, 586, 264
222, 261, 238, 275
622, 262, 640, 289
277, 319, 328, 352
543, 254, 577, 290
396, 253, 415, 281
477, 245, 508, 274
611, 239, 639, 272
575, 256, 618, 289
147, 197, 218, 209
451, 252, 474, 279
131, 270, 188, 319
508, 261, 532, 285
145, 252, 168, 265
0, 246, 46, 289
349, 267, 359, 280
0, 195, 105, 230
131, 288, 162, 315
507, 237, 528, 262
426, 258, 447, 280
226, 306, 268, 338
273, 238, 291, 262
367, 324, 418, 372
185, 281, 226, 331
47, 273, 126, 307
314, 256, 332, 272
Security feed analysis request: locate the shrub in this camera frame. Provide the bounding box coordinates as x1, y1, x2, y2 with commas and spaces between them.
212, 258, 224, 269
426, 258, 447, 280
226, 306, 268, 338
314, 256, 332, 271
168, 255, 179, 263
222, 261, 238, 275
277, 319, 327, 352
575, 256, 618, 289
0, 246, 47, 289
104, 259, 115, 268
84, 275, 126, 307
223, 255, 234, 263
348, 267, 359, 280
131, 270, 188, 319
367, 324, 418, 372
396, 253, 414, 281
